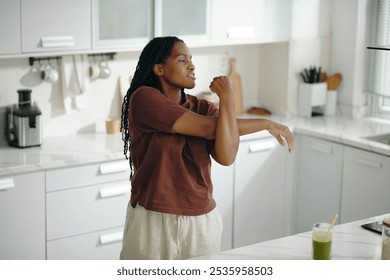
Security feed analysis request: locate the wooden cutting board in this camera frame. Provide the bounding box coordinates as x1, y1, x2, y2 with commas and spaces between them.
227, 58, 244, 115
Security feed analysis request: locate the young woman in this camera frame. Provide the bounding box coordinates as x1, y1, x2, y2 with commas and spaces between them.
120, 36, 294, 260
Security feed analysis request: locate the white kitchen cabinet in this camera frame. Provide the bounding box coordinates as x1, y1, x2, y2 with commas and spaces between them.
211, 160, 234, 251
263, 0, 292, 41
211, 0, 263, 44
21, 0, 91, 53
0, 172, 45, 260
211, 0, 291, 45
340, 147, 390, 223
46, 159, 130, 260
155, 0, 211, 45
295, 135, 344, 233
233, 136, 287, 248
47, 226, 124, 260
0, 0, 21, 55
92, 0, 152, 50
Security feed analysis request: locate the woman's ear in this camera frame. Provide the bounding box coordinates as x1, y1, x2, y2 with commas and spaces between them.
153, 64, 164, 76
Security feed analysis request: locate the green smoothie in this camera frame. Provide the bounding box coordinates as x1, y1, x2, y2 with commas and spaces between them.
312, 231, 332, 260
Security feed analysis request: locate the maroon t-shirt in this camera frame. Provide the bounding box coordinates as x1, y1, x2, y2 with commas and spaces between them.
129, 86, 219, 216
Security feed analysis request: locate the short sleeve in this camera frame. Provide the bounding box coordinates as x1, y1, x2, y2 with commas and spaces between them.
130, 87, 188, 133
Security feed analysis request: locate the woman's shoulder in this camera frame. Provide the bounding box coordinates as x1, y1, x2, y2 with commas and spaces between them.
133, 86, 161, 95
131, 86, 164, 103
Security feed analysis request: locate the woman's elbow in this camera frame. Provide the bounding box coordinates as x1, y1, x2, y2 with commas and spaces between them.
219, 157, 235, 166
214, 152, 237, 166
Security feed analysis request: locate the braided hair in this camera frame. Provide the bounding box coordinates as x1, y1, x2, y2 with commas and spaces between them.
121, 36, 184, 177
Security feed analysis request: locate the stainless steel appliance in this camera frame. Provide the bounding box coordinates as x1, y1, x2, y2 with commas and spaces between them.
5, 89, 42, 148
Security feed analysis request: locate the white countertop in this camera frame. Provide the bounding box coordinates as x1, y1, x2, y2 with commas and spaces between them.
193, 213, 389, 260
0, 133, 124, 176
1, 115, 390, 177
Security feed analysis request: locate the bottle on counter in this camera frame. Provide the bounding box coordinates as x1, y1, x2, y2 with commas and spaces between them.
382, 218, 390, 260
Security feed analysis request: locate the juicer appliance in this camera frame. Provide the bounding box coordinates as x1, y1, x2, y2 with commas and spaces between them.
5, 89, 42, 148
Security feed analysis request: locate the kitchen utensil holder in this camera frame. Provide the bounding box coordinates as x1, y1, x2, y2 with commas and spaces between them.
298, 82, 327, 117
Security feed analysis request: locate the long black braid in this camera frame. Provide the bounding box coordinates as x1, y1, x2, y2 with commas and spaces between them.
120, 36, 184, 178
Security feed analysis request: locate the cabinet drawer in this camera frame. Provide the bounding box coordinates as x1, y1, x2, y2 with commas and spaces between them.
46, 160, 129, 192
47, 227, 124, 260
47, 180, 130, 240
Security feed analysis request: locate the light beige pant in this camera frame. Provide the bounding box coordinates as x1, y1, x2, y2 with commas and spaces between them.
120, 203, 223, 260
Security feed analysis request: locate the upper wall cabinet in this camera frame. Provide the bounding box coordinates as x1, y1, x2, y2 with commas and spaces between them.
211, 0, 291, 45
154, 0, 211, 46
21, 0, 91, 53
211, 0, 262, 44
92, 0, 152, 50
0, 0, 21, 55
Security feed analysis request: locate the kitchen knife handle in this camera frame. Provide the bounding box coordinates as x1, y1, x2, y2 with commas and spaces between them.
0, 178, 14, 191
99, 231, 123, 245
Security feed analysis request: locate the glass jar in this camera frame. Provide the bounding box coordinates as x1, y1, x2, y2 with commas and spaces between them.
382, 218, 390, 260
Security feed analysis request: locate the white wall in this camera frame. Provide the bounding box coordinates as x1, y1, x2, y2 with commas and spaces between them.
330, 0, 370, 117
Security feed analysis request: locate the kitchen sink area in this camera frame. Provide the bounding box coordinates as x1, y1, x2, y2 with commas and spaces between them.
364, 133, 390, 145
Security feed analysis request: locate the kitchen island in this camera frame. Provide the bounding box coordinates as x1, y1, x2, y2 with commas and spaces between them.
193, 214, 388, 260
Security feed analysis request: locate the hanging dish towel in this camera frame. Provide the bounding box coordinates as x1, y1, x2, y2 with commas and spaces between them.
61, 54, 90, 112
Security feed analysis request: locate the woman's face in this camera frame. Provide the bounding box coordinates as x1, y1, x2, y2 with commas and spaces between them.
155, 42, 196, 93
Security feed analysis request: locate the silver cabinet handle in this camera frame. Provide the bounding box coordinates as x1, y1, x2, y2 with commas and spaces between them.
0, 178, 14, 191
309, 142, 333, 154
41, 36, 75, 48
99, 161, 128, 175
249, 141, 276, 153
99, 182, 130, 198
99, 231, 123, 245
355, 156, 382, 169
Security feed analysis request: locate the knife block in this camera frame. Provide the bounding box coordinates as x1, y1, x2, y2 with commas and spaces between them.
298, 82, 327, 117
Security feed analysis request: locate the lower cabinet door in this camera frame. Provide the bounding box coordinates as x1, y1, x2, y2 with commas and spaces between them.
47, 227, 124, 260
233, 137, 287, 248
0, 172, 45, 260
295, 135, 344, 233
341, 146, 390, 223
211, 160, 234, 251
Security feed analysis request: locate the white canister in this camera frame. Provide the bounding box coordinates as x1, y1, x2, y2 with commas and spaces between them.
324, 90, 337, 116
297, 82, 327, 117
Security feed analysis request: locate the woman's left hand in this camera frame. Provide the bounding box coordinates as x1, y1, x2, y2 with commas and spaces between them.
267, 121, 295, 153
